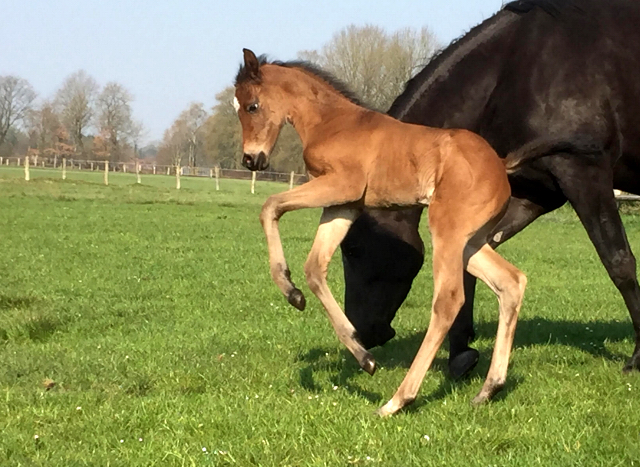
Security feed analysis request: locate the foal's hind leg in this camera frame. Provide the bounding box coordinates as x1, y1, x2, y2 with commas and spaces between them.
305, 206, 375, 374
465, 243, 527, 404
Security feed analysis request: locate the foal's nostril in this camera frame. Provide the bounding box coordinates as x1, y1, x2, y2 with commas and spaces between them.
242, 154, 253, 168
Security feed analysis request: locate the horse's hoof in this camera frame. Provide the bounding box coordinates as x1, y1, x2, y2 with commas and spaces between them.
622, 354, 640, 374
361, 354, 376, 376
449, 348, 479, 380
287, 288, 306, 311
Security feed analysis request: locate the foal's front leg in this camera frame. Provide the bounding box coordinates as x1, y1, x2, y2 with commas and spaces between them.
259, 175, 364, 308
259, 177, 374, 373
305, 206, 375, 374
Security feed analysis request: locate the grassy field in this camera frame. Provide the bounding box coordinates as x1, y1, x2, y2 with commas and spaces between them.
1, 166, 639, 466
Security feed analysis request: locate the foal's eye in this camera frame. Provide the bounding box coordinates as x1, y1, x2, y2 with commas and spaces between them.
247, 103, 259, 113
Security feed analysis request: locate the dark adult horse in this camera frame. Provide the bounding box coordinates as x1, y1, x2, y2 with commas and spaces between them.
342, 0, 640, 378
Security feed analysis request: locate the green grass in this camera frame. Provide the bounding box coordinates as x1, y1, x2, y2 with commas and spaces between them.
1, 166, 639, 466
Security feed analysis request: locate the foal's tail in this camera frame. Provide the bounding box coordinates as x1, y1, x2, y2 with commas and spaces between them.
503, 137, 603, 174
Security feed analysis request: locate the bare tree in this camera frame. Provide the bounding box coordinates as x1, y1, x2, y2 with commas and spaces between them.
129, 120, 146, 161
299, 25, 439, 111
203, 87, 243, 169
92, 130, 110, 161
27, 101, 61, 156
158, 119, 189, 173
0, 75, 37, 148
55, 70, 98, 157
44, 126, 74, 163
178, 102, 207, 168
96, 82, 135, 162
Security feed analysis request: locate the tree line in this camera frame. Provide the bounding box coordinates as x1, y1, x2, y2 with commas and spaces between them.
2, 25, 438, 172
0, 71, 142, 163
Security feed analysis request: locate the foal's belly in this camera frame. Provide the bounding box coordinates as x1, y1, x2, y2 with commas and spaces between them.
363, 178, 434, 209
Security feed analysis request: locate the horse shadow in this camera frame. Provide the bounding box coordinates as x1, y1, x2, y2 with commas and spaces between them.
296, 317, 633, 407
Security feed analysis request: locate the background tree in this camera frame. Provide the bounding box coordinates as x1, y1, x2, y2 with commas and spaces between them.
129, 120, 146, 161
27, 101, 61, 156
178, 102, 208, 168
92, 131, 110, 161
55, 70, 98, 158
0, 75, 37, 150
157, 118, 188, 169
44, 126, 75, 163
299, 25, 438, 111
203, 87, 242, 169
96, 82, 135, 162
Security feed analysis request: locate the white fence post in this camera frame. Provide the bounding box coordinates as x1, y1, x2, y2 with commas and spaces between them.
251, 171, 256, 194
104, 160, 109, 186
289, 171, 295, 190
153, 165, 156, 175
24, 155, 30, 181
136, 160, 141, 184
62, 157, 67, 180
175, 165, 181, 190
215, 166, 220, 191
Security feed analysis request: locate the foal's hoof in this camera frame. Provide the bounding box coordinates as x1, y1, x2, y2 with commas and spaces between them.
471, 392, 490, 407
374, 402, 396, 418
360, 354, 376, 376
449, 348, 480, 380
287, 288, 306, 311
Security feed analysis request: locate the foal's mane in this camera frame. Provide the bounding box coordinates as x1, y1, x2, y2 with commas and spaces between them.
235, 55, 365, 107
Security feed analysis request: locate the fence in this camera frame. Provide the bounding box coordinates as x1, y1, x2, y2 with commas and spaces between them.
0, 155, 308, 191
3, 155, 640, 201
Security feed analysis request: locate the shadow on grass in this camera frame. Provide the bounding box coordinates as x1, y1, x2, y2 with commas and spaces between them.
0, 295, 37, 310
297, 317, 634, 404
0, 295, 62, 343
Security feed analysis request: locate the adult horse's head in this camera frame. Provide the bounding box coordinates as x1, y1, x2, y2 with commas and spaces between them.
234, 48, 287, 171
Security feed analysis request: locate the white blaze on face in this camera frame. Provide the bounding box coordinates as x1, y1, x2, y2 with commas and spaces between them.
233, 96, 240, 113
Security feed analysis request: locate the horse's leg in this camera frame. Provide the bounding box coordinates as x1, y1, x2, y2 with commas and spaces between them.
376, 231, 467, 416
551, 158, 640, 372
464, 243, 527, 404
304, 206, 375, 374
259, 176, 364, 310
449, 196, 564, 379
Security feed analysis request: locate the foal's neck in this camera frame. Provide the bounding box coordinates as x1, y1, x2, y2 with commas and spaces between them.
279, 68, 365, 148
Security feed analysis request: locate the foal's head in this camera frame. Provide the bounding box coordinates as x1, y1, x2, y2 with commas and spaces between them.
234, 49, 289, 171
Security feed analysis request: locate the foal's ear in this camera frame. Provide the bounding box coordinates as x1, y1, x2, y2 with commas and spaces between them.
242, 48, 261, 80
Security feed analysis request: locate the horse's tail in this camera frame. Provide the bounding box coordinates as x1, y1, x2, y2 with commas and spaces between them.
503, 137, 603, 174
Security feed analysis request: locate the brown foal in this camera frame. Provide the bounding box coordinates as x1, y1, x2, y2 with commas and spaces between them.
234, 49, 527, 417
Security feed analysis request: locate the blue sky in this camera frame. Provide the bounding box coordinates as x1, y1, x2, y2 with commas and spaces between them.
2, 0, 504, 143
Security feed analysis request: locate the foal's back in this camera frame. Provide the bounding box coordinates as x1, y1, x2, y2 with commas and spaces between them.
343, 111, 511, 212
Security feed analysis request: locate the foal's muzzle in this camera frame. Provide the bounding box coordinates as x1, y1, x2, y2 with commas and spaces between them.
242, 152, 269, 171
